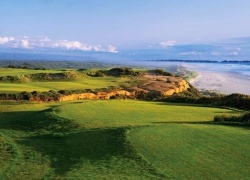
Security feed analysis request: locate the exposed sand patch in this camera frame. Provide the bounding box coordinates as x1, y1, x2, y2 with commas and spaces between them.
189, 71, 250, 95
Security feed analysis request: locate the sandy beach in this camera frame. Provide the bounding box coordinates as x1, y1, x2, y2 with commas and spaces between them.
188, 71, 250, 95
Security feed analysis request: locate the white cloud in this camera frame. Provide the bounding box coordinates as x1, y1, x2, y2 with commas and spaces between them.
223, 47, 241, 56
107, 45, 118, 53
160, 40, 175, 47
93, 44, 105, 52
40, 36, 51, 42
54, 40, 92, 51
180, 51, 202, 56
21, 39, 30, 48
224, 47, 241, 51
211, 51, 222, 56
0, 36, 15, 45
53, 40, 118, 53
229, 51, 239, 55
0, 35, 118, 53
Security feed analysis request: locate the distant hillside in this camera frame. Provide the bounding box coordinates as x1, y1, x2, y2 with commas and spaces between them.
0, 60, 117, 69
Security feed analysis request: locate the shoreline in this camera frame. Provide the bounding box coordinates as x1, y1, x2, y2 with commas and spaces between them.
188, 71, 250, 95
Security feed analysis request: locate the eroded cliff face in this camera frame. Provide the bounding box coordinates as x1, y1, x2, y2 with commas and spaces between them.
127, 75, 190, 97
162, 79, 190, 95
58, 76, 190, 101
58, 90, 133, 101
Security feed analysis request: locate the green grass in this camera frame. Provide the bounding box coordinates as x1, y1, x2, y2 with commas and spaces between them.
0, 100, 249, 179
0, 68, 146, 93
0, 68, 63, 76
127, 124, 250, 179
0, 135, 15, 175
0, 76, 131, 93
53, 100, 238, 128
0, 101, 163, 179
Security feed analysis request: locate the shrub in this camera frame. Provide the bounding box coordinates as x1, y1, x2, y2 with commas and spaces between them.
0, 93, 17, 100
149, 69, 173, 76
214, 112, 250, 124
58, 90, 72, 95
49, 90, 58, 94
242, 112, 250, 123
18, 91, 33, 100
108, 67, 139, 76
94, 71, 105, 77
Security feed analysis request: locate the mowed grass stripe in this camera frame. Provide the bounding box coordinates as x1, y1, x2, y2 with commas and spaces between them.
53, 100, 239, 128
127, 124, 250, 179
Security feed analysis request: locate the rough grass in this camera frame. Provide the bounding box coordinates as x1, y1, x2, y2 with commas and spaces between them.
0, 136, 15, 175
214, 112, 250, 124
0, 100, 248, 179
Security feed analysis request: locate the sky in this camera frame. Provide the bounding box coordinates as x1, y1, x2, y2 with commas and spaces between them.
0, 0, 250, 60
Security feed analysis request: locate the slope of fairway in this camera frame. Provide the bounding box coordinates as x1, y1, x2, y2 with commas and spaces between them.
53, 100, 239, 128
127, 124, 250, 179
0, 76, 130, 93
0, 68, 62, 76
0, 101, 164, 179
0, 100, 247, 179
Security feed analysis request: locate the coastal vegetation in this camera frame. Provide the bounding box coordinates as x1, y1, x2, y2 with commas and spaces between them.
214, 111, 250, 123
0, 67, 189, 99
0, 67, 249, 112
0, 66, 249, 179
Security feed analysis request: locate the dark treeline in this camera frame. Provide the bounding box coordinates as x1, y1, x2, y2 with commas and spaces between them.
0, 60, 117, 69
0, 91, 61, 101
161, 93, 250, 111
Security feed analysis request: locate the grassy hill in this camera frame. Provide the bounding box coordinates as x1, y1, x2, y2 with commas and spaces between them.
0, 100, 249, 179
0, 68, 134, 93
